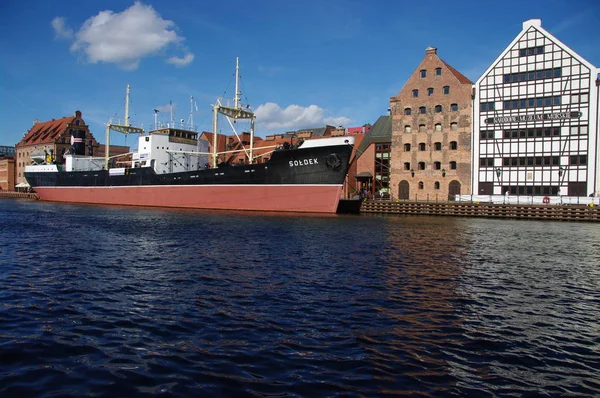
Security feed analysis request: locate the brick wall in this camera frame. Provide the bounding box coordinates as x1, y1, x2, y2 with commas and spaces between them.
390, 47, 473, 201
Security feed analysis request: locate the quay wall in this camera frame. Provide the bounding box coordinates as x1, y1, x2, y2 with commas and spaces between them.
0, 191, 38, 200
361, 200, 600, 222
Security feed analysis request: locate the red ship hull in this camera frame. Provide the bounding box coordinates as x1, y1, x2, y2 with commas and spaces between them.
34, 184, 344, 213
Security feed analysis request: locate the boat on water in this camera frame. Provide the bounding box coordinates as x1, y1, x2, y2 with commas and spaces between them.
24, 59, 355, 213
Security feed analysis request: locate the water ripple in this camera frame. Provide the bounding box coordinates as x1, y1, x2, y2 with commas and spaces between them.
1, 201, 599, 397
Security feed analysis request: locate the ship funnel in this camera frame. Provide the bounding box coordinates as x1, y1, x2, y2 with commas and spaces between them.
70, 129, 86, 155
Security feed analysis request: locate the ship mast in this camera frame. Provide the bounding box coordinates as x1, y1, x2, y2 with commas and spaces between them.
104, 84, 144, 169
211, 57, 255, 168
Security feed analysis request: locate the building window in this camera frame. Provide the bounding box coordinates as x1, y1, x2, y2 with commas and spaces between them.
480, 131, 493, 140
418, 162, 425, 170
480, 102, 495, 111
519, 46, 544, 57
450, 122, 457, 131
450, 141, 457, 150
433, 161, 441, 170
419, 124, 426, 132
404, 108, 411, 115
418, 181, 424, 189
480, 158, 494, 167
419, 142, 426, 151
504, 67, 561, 83
412, 89, 419, 98
434, 181, 440, 189
435, 123, 441, 131
570, 155, 587, 165
571, 93, 589, 103
450, 161, 457, 170
435, 68, 441, 76
420, 69, 427, 78
404, 162, 411, 170
419, 106, 426, 114
435, 105, 442, 113
443, 86, 450, 95
427, 88, 434, 96
434, 142, 442, 150
404, 143, 411, 151
503, 96, 561, 109
450, 103, 458, 112
404, 125, 412, 133
570, 125, 588, 135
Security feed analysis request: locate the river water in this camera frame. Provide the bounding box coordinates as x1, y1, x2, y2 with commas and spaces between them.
1, 199, 599, 397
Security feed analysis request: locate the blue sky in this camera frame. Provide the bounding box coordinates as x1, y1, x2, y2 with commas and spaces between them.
1, 0, 599, 147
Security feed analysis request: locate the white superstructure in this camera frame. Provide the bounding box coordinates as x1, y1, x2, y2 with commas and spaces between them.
472, 19, 600, 198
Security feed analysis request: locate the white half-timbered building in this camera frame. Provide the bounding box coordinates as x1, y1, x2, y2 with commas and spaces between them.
472, 19, 599, 198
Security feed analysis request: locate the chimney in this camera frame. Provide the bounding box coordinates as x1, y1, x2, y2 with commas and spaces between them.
425, 46, 437, 55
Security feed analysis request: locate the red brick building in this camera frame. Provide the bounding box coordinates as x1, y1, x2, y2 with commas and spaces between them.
15, 111, 99, 185
390, 47, 473, 201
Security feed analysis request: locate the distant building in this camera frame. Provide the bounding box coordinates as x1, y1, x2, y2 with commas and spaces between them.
0, 146, 15, 157
15, 111, 99, 185
472, 19, 600, 197
0, 157, 15, 191
390, 46, 473, 201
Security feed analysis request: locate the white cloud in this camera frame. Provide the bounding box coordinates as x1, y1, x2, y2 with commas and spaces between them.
51, 17, 73, 39
254, 102, 352, 131
56, 1, 193, 70
167, 53, 195, 67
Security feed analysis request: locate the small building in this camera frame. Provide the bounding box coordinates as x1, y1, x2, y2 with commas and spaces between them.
390, 46, 473, 201
0, 156, 15, 191
472, 19, 600, 198
15, 111, 99, 186
352, 115, 392, 198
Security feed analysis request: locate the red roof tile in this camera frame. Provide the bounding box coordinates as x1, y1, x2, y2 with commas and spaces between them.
441, 59, 473, 85
17, 116, 75, 147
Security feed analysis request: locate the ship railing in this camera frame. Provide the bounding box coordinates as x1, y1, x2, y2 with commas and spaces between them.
151, 121, 198, 132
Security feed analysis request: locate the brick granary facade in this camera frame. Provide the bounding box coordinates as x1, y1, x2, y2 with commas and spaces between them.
389, 47, 473, 201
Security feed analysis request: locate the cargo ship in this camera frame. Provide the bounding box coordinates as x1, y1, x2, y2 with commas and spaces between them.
24, 60, 355, 213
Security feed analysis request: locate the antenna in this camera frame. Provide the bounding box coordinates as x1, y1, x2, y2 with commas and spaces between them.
234, 57, 241, 109
170, 100, 173, 126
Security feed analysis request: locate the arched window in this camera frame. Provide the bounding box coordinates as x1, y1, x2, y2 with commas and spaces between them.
443, 86, 450, 95
435, 105, 442, 113
435, 68, 442, 76
404, 143, 411, 151
433, 161, 441, 170
420, 69, 427, 78
419, 124, 426, 132
418, 181, 424, 189
419, 106, 426, 114
450, 161, 457, 170
427, 87, 434, 96
450, 141, 457, 150
412, 89, 419, 98
435, 123, 441, 131
404, 125, 411, 133
404, 162, 410, 170
418, 161, 425, 170
434, 142, 442, 150
450, 122, 458, 131
405, 108, 411, 115
419, 142, 426, 151
434, 181, 440, 189
451, 103, 458, 112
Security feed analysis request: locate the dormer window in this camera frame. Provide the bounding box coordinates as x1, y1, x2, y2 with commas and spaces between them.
420, 69, 427, 78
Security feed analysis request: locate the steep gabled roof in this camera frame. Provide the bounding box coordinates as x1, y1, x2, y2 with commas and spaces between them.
441, 59, 473, 84
17, 116, 75, 147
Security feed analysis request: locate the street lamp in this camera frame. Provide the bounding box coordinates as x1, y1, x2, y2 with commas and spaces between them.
410, 169, 415, 177
559, 166, 565, 178
441, 168, 446, 177
495, 167, 502, 179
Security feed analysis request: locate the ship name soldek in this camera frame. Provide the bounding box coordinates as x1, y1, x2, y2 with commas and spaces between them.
289, 158, 319, 167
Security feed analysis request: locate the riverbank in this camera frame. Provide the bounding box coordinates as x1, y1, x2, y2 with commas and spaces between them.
361, 200, 599, 222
